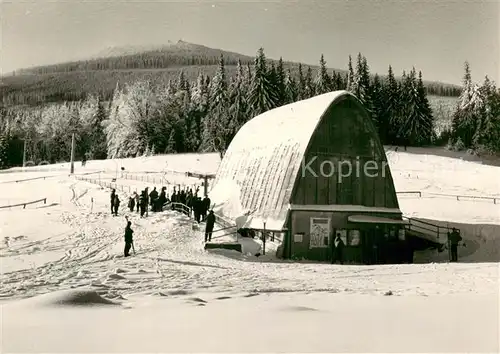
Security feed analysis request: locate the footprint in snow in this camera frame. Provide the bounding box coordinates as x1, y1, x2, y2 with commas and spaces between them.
215, 296, 231, 300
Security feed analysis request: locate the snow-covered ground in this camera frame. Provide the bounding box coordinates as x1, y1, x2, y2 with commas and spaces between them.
1, 147, 499, 352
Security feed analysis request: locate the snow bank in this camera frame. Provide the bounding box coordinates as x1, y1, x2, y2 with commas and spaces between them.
4, 289, 121, 308
2, 291, 498, 353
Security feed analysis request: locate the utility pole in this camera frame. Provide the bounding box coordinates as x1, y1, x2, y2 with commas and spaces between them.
70, 133, 75, 174
22, 139, 27, 167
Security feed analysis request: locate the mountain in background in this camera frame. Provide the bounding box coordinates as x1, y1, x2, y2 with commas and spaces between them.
0, 40, 462, 107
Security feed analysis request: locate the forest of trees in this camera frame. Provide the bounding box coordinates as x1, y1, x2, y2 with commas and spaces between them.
0, 48, 498, 169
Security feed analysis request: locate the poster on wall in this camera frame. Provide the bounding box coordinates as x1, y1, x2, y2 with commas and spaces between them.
309, 218, 331, 248
349, 230, 361, 246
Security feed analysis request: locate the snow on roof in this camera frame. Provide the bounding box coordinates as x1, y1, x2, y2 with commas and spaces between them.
210, 90, 358, 231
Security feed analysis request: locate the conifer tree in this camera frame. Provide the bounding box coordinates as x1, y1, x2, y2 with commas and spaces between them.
0, 133, 8, 169
473, 76, 500, 152
346, 55, 354, 92
297, 63, 306, 100
304, 67, 315, 98
275, 57, 287, 106
370, 74, 385, 137
248, 47, 279, 116
267, 62, 279, 110
415, 71, 434, 144
189, 73, 209, 151
87, 95, 108, 159
315, 54, 331, 95
203, 54, 230, 155
451, 62, 483, 147
228, 60, 249, 138
383, 65, 400, 144
284, 69, 298, 104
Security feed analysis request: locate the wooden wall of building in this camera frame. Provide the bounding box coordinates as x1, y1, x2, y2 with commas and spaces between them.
291, 96, 399, 209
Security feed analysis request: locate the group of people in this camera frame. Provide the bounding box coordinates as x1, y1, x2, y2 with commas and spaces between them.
127, 187, 168, 217
170, 187, 212, 223
111, 185, 217, 257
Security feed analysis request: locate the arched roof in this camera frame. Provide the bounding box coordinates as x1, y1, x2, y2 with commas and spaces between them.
210, 90, 367, 231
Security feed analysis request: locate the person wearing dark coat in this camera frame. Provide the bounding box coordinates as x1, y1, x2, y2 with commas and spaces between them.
139, 191, 147, 217
193, 197, 202, 223
149, 187, 158, 212
201, 196, 210, 221
448, 228, 463, 262
110, 189, 116, 215
332, 233, 345, 264
157, 187, 166, 212
133, 191, 140, 212
124, 221, 134, 257
128, 196, 135, 212
205, 210, 216, 242
113, 194, 120, 216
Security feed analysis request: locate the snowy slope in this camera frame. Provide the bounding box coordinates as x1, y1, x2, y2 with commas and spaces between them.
1, 147, 499, 352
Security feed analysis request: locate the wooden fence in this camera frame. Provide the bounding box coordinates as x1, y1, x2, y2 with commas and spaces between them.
0, 198, 47, 210
397, 191, 498, 204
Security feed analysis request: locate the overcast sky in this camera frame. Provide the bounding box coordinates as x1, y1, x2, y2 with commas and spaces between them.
1, 0, 499, 85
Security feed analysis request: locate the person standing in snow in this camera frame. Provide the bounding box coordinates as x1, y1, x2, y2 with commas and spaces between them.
204, 210, 216, 242
128, 196, 135, 212
134, 191, 140, 212
149, 187, 159, 212
158, 187, 167, 212
124, 220, 134, 257
110, 189, 116, 215
139, 190, 147, 217
202, 195, 211, 221
144, 187, 150, 216
113, 194, 120, 216
332, 232, 345, 265
448, 228, 462, 262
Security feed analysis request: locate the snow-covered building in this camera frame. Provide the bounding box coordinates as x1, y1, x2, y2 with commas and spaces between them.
210, 91, 410, 263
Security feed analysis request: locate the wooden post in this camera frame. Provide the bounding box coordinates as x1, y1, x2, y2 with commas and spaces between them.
262, 221, 266, 256
70, 133, 75, 174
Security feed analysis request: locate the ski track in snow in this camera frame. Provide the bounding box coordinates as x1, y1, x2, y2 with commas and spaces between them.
1, 152, 499, 302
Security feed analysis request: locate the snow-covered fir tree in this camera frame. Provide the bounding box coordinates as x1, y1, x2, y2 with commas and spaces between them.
284, 69, 298, 104
228, 60, 249, 139
346, 55, 354, 92
315, 54, 331, 95
248, 48, 279, 117
304, 67, 315, 99
203, 54, 231, 157
275, 57, 287, 107
451, 62, 485, 148
297, 63, 306, 100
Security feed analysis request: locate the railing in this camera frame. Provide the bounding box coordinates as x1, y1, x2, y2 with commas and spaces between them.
397, 191, 498, 204
396, 191, 422, 197
169, 202, 192, 217
403, 216, 455, 242
0, 198, 47, 210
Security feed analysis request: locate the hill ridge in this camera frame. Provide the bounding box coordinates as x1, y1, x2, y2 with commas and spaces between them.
0, 40, 462, 107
